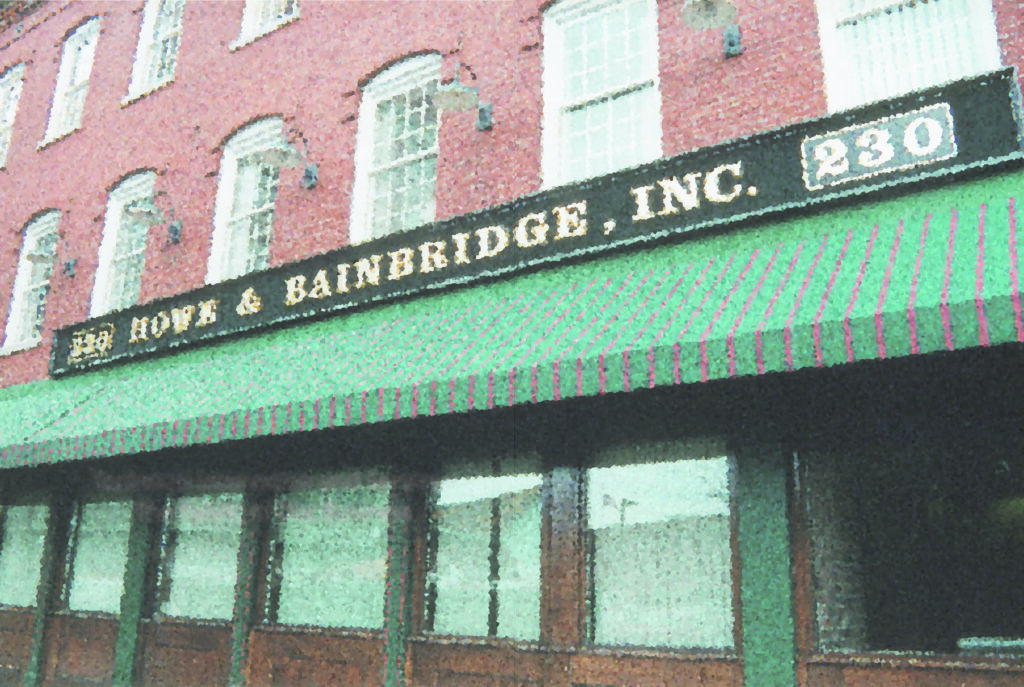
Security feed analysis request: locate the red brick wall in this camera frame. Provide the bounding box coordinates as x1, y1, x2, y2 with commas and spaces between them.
0, 0, 1020, 387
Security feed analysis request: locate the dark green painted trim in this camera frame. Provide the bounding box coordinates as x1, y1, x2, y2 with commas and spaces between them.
736, 441, 797, 687
22, 496, 72, 687
382, 483, 416, 687
111, 496, 158, 686
228, 491, 265, 687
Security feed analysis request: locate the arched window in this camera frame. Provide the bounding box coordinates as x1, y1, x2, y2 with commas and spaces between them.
350, 54, 441, 244
0, 63, 26, 168
3, 211, 60, 351
91, 171, 157, 316
207, 117, 288, 283
126, 0, 186, 100
42, 17, 101, 144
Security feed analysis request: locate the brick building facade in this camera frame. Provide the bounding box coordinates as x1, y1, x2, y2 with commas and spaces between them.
1, 1, 1023, 685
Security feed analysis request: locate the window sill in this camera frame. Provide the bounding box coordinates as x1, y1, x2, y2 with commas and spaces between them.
228, 13, 299, 51
0, 338, 41, 357
37, 127, 79, 151
121, 77, 175, 107
805, 651, 1024, 669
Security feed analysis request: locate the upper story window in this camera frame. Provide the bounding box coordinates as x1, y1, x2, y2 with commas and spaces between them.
349, 53, 440, 244
41, 17, 101, 145
126, 0, 186, 100
207, 117, 288, 283
816, 0, 1002, 112
90, 171, 157, 316
232, 0, 299, 49
541, 0, 661, 187
3, 211, 59, 353
0, 63, 26, 168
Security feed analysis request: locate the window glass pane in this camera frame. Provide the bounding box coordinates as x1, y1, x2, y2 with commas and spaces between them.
428, 466, 542, 640
0, 504, 49, 607
276, 477, 390, 628
826, 0, 999, 110
158, 492, 243, 620
67, 500, 133, 614
586, 446, 733, 649
806, 430, 1024, 655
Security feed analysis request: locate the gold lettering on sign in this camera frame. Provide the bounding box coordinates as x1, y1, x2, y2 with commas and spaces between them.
354, 255, 382, 288
388, 248, 415, 281
236, 289, 262, 316
172, 305, 196, 332
658, 174, 702, 215
308, 269, 332, 299
68, 323, 116, 364
130, 317, 149, 343
631, 161, 749, 223
553, 201, 587, 239
196, 299, 218, 327
631, 184, 656, 221
419, 241, 448, 273
452, 233, 472, 265
284, 275, 307, 306
704, 162, 744, 203
514, 213, 549, 248
336, 264, 352, 294
150, 311, 172, 339
475, 226, 509, 259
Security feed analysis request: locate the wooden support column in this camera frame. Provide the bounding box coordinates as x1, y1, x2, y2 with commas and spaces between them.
21, 495, 73, 687
228, 489, 270, 687
382, 479, 417, 687
111, 494, 161, 687
734, 439, 797, 687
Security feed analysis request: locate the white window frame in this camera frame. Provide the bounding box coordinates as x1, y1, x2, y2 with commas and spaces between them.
231, 0, 299, 50
541, 0, 662, 188
207, 117, 286, 284
3, 211, 60, 353
41, 17, 101, 145
349, 53, 441, 245
815, 0, 1002, 113
125, 0, 186, 101
0, 63, 26, 168
90, 171, 157, 316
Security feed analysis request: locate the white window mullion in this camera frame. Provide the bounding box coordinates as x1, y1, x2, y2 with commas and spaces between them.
542, 0, 661, 187
4, 212, 60, 351
350, 54, 440, 244
43, 18, 100, 143
207, 118, 287, 283
817, 0, 1001, 112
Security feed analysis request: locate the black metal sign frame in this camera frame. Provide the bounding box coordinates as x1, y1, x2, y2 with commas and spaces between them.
51, 68, 1024, 375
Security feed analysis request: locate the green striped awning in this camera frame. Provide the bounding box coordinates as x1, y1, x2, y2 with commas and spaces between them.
2, 167, 1023, 468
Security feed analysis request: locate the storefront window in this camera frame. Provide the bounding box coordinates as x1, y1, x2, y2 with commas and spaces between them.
585, 443, 734, 649
66, 499, 133, 614
268, 474, 390, 629
156, 492, 244, 621
805, 432, 1024, 655
0, 503, 49, 607
425, 462, 543, 640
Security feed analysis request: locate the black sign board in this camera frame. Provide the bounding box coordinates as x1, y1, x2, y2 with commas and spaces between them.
51, 68, 1024, 375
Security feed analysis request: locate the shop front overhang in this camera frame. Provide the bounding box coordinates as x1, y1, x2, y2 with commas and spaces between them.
2, 163, 1024, 468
